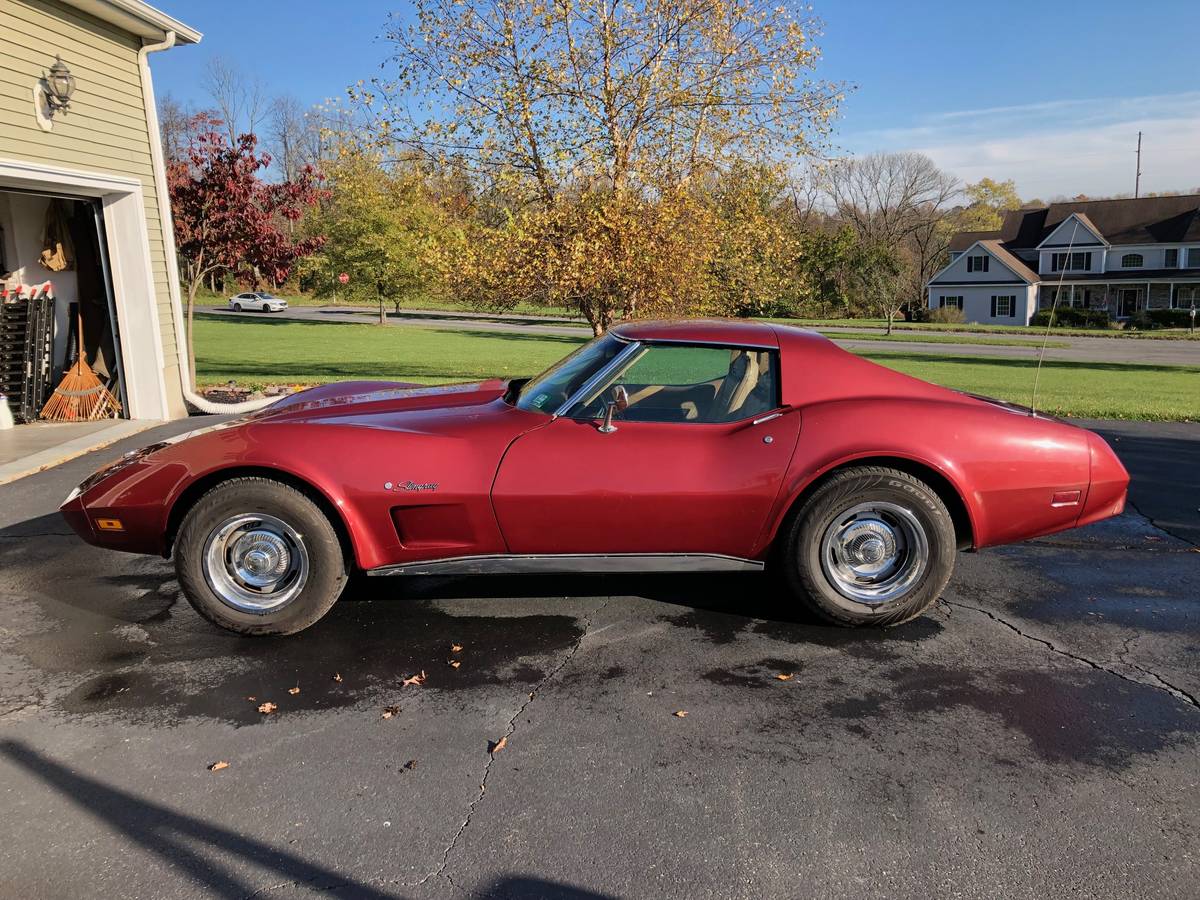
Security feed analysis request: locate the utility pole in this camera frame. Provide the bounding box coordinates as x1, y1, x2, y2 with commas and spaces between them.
1135, 131, 1143, 198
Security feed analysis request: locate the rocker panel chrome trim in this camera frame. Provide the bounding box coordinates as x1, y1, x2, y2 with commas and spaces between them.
367, 553, 765, 577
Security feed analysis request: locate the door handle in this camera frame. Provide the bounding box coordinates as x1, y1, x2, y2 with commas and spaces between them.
752, 412, 784, 426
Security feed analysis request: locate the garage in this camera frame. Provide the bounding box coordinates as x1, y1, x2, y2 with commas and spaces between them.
1, 187, 125, 424
0, 0, 204, 479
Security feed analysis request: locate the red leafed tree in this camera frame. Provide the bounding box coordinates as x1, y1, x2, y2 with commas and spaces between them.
167, 118, 326, 387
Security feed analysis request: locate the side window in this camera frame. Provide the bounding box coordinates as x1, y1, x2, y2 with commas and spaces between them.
573, 344, 777, 424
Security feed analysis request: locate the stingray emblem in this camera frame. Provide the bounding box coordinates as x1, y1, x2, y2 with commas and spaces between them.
385, 480, 439, 492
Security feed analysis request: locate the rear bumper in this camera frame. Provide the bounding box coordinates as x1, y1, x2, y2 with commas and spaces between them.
1077, 431, 1130, 528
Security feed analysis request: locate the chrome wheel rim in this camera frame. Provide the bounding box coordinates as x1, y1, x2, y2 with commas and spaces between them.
819, 502, 929, 606
203, 513, 309, 613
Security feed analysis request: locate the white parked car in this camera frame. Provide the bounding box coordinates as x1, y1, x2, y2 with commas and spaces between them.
229, 292, 288, 312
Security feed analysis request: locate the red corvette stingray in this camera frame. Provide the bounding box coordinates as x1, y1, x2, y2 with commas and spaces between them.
61, 320, 1128, 635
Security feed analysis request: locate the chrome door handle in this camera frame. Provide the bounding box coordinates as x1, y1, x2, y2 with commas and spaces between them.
752, 412, 783, 426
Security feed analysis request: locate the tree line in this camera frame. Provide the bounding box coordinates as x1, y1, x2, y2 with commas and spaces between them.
163, 0, 1038, 359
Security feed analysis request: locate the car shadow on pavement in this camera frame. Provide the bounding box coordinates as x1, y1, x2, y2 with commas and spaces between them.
0, 739, 404, 899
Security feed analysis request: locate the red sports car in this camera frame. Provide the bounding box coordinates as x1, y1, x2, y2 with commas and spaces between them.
61, 320, 1128, 635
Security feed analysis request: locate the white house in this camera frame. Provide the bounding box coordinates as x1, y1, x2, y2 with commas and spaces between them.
927, 196, 1200, 325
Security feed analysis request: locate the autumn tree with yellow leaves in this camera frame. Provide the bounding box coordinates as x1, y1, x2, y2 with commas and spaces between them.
356, 0, 843, 333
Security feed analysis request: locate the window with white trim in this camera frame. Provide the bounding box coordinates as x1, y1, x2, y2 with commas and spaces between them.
1121, 253, 1143, 268
1173, 286, 1200, 309
1051, 251, 1091, 272
966, 255, 989, 273
1164, 248, 1179, 268
991, 295, 1016, 318
939, 295, 964, 310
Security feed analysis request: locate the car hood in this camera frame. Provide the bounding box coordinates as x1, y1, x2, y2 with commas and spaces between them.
242, 379, 515, 430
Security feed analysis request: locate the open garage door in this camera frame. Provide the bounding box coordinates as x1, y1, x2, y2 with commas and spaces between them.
0, 187, 126, 422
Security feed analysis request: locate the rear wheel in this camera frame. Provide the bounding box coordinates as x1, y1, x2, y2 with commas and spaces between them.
174, 478, 349, 635
780, 466, 956, 627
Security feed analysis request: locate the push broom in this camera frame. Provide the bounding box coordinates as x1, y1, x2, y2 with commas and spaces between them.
41, 304, 120, 422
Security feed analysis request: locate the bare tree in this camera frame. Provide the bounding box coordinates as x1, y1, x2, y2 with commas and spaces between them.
202, 56, 268, 144
269, 94, 307, 182
823, 152, 959, 312
823, 152, 960, 248
157, 93, 204, 166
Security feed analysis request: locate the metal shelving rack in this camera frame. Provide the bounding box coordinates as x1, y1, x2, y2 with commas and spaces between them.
0, 287, 55, 422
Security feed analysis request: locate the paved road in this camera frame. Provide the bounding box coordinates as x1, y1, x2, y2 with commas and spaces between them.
1, 420, 1198, 898
200, 304, 1200, 366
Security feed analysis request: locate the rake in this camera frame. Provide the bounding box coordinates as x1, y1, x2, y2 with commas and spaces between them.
41, 309, 120, 422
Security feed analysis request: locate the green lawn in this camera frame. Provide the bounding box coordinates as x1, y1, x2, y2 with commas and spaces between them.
194, 315, 1199, 421
778, 317, 1200, 341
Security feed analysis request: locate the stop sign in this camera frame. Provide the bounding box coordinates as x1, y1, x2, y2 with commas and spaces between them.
338, 272, 349, 284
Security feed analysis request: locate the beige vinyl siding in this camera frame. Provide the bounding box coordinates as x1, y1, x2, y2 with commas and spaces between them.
0, 0, 184, 411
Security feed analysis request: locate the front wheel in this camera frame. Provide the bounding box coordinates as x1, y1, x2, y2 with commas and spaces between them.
174, 477, 349, 635
232, 302, 243, 312
780, 466, 956, 627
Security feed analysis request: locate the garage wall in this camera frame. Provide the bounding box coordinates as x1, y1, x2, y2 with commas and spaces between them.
0, 0, 185, 415
0, 192, 79, 372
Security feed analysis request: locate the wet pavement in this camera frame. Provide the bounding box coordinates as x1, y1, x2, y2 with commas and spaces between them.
0, 419, 1197, 899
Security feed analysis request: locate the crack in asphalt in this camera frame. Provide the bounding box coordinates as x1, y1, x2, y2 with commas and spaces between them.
943, 598, 1200, 712
1124, 496, 1197, 549
413, 596, 615, 892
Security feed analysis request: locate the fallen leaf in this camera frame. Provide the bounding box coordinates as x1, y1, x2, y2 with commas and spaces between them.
332, 673, 343, 683
402, 670, 427, 687
450, 643, 464, 653
448, 659, 461, 669
489, 735, 508, 754
402, 759, 418, 771
776, 673, 795, 682
208, 761, 230, 772
381, 705, 400, 720
258, 702, 277, 714
673, 710, 688, 718
288, 687, 300, 695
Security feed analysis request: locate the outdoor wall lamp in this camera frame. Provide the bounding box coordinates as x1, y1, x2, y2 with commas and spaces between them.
42, 56, 76, 115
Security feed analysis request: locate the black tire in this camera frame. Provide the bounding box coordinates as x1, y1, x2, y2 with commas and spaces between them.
174, 477, 349, 635
232, 302, 242, 312
780, 466, 955, 627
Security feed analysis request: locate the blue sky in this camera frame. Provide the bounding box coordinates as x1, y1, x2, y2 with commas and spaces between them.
152, 0, 1200, 199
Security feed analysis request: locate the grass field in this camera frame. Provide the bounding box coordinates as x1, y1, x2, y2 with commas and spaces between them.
197, 288, 1199, 340
193, 315, 1199, 421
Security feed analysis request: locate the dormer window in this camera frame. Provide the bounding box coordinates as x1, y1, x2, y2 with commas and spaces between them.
1120, 253, 1143, 268
966, 254, 989, 273
1164, 249, 1178, 267
1051, 251, 1090, 272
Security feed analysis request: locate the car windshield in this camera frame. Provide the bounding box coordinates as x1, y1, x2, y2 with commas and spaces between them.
514, 334, 626, 414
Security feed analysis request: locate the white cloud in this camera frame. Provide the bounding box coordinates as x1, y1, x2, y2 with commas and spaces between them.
838, 92, 1200, 200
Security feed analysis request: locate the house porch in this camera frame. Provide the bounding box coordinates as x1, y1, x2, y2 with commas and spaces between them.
1038, 281, 1200, 317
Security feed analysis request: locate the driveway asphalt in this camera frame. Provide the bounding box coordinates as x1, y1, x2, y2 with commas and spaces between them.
0, 419, 1197, 899
199, 305, 1200, 366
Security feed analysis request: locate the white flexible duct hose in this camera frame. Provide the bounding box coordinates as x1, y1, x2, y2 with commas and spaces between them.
139, 31, 279, 416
